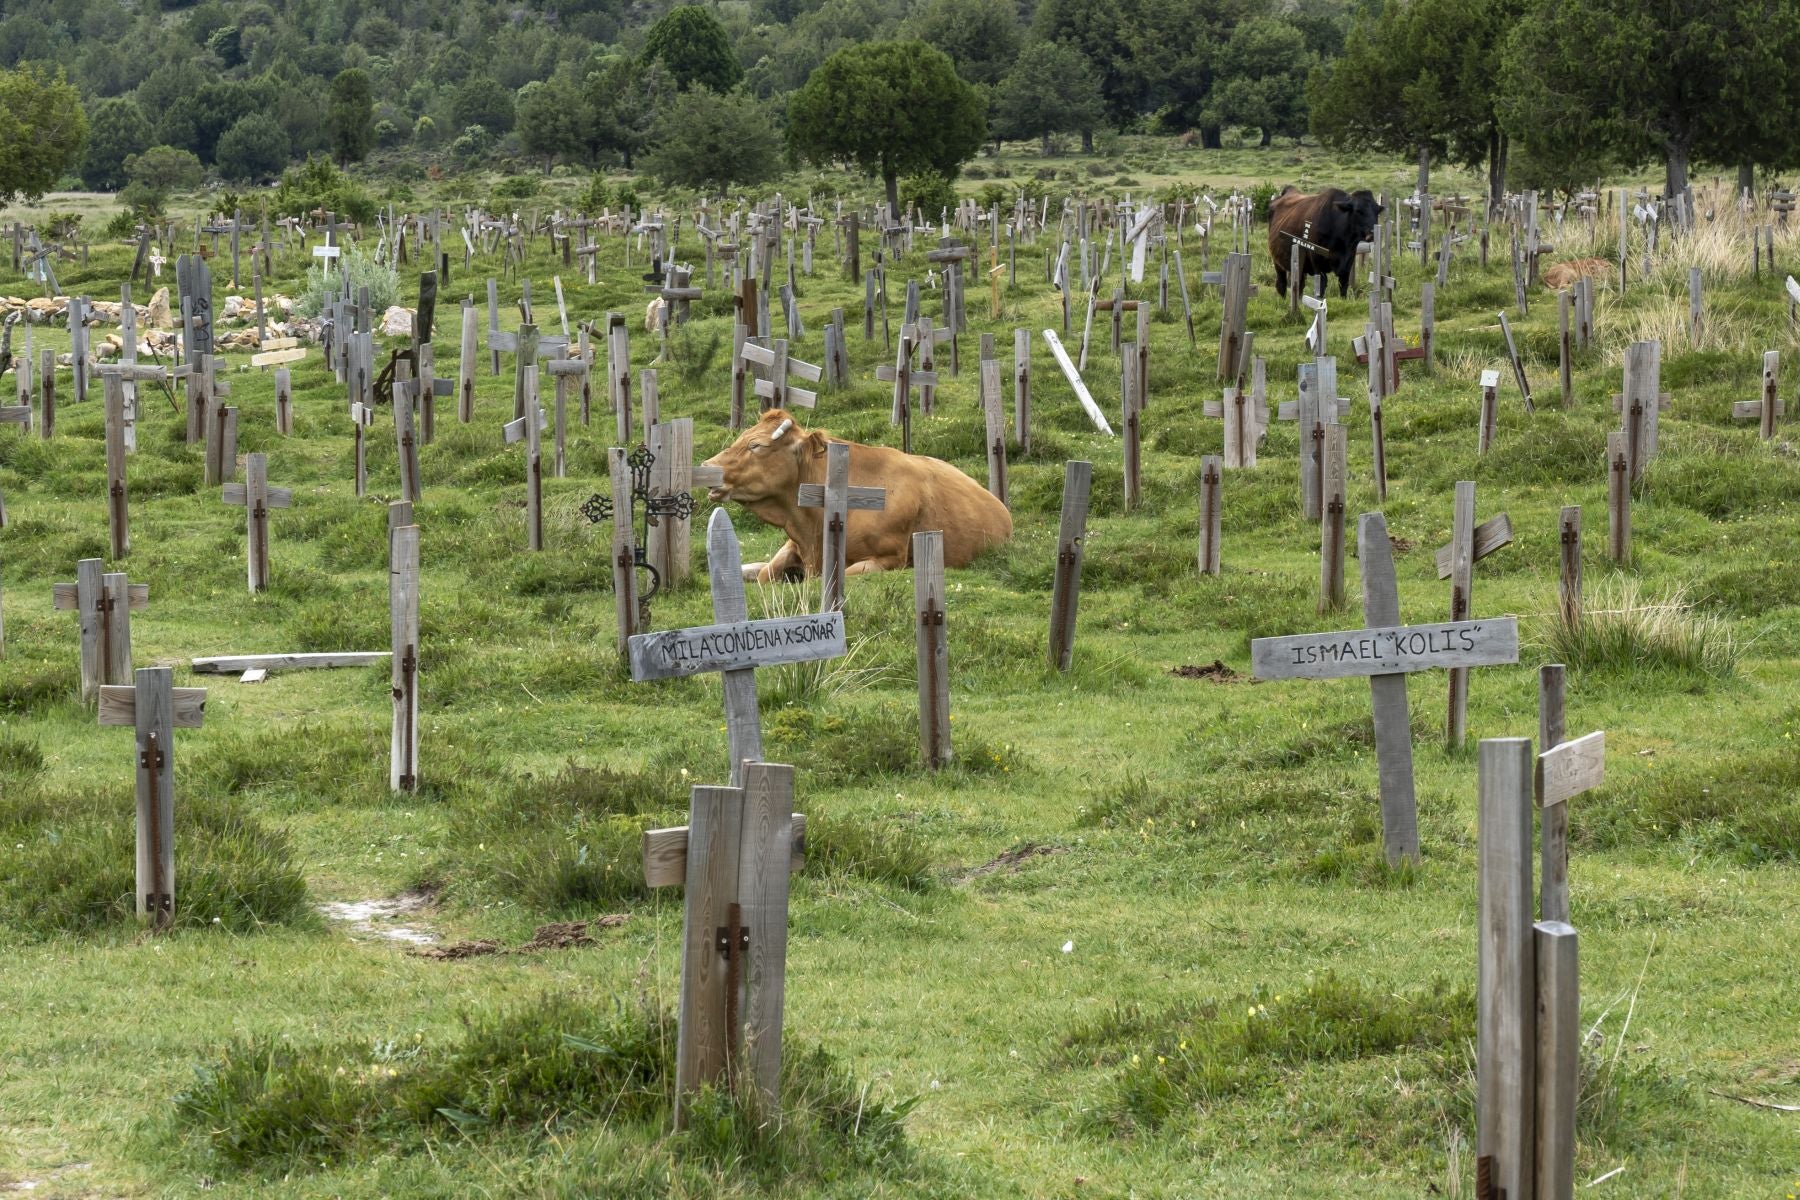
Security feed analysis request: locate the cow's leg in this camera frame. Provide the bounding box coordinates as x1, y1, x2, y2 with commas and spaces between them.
746, 539, 806, 584
1336, 267, 1352, 298
845, 551, 911, 575
1273, 262, 1288, 300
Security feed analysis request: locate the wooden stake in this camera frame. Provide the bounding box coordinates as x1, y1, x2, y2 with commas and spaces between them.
1047, 460, 1091, 671
1534, 920, 1580, 1200
221, 452, 293, 593
1446, 482, 1476, 747
1558, 507, 1582, 626
389, 524, 420, 793
1318, 426, 1347, 613
1479, 370, 1500, 455
275, 369, 292, 435
1013, 327, 1031, 452
914, 530, 950, 768
1197, 455, 1222, 576
1537, 664, 1568, 922
1558, 290, 1573, 408
610, 447, 639, 652
1477, 736, 1537, 1200
103, 373, 129, 560
1607, 432, 1631, 564
1360, 512, 1420, 868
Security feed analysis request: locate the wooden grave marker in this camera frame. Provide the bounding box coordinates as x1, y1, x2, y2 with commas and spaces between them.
97, 364, 169, 560
1536, 663, 1604, 926
914, 530, 951, 769
1047, 460, 1092, 670
1478, 369, 1500, 454
795, 441, 887, 612
1252, 513, 1521, 866
545, 356, 591, 477
1731, 351, 1784, 438
984, 355, 1009, 506
221, 453, 292, 593
1317, 423, 1348, 613
744, 338, 823, 412
1013, 327, 1031, 452
646, 418, 697, 593
1197, 454, 1222, 576
1436, 483, 1514, 747
1041, 329, 1113, 434
628, 509, 846, 786
97, 666, 206, 925
1497, 311, 1535, 414
502, 373, 549, 551
390, 524, 420, 792
52, 559, 148, 702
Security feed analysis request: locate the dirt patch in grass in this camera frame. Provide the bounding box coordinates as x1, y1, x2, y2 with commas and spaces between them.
1170, 660, 1241, 682
411, 916, 631, 961
954, 842, 1065, 883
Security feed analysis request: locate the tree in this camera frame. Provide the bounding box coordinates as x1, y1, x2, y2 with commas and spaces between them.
125, 145, 205, 194
214, 112, 290, 181
641, 6, 743, 93
451, 75, 516, 135
993, 42, 1105, 155
903, 0, 1022, 86
327, 68, 374, 166
642, 87, 781, 191
80, 97, 152, 190
1202, 17, 1313, 146
583, 55, 671, 169
0, 64, 87, 206
1309, 0, 1516, 201
1500, 0, 1800, 201
516, 77, 587, 170
789, 41, 986, 213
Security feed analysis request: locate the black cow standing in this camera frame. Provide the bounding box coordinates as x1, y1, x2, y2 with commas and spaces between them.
1267, 186, 1384, 300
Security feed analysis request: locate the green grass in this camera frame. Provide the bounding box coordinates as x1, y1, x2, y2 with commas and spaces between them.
2, 145, 1798, 1197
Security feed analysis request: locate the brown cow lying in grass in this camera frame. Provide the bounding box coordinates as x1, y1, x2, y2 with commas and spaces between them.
701, 409, 1013, 582
1540, 257, 1612, 290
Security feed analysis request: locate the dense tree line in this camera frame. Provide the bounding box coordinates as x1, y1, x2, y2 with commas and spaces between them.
0, 0, 1795, 211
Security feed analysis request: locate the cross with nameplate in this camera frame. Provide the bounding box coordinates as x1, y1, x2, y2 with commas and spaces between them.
1252, 512, 1521, 866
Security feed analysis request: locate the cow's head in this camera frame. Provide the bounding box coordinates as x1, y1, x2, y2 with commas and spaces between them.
1332, 189, 1383, 246
701, 409, 829, 506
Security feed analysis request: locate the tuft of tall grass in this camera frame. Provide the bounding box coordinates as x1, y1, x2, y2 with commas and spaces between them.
753, 581, 895, 709
1541, 578, 1741, 681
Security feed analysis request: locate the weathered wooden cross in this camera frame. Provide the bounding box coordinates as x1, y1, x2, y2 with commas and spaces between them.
53, 558, 148, 702
1435, 483, 1513, 747
98, 667, 206, 926
221, 452, 293, 593
1731, 350, 1784, 439
1252, 512, 1521, 867
795, 440, 888, 611
743, 338, 823, 412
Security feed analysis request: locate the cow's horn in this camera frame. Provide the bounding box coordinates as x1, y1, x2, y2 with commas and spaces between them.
770, 417, 794, 441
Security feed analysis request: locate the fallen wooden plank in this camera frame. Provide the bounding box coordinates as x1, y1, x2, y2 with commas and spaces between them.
1041, 329, 1114, 435
250, 347, 308, 368
191, 651, 390, 673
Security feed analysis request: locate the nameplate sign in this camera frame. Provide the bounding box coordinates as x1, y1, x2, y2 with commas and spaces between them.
1251, 617, 1519, 681
628, 612, 846, 681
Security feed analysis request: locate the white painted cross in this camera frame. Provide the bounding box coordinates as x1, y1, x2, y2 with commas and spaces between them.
1251, 512, 1520, 866
312, 243, 341, 275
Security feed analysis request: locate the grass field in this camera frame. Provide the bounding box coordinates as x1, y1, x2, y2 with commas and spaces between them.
2, 145, 1798, 1197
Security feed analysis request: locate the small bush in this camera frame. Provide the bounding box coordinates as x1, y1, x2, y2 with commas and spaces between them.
1542, 579, 1740, 683
493, 174, 540, 200
296, 246, 398, 319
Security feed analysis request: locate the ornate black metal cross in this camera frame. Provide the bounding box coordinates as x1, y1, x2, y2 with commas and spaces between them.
582, 443, 695, 621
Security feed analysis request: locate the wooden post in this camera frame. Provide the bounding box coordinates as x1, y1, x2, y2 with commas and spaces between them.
1534, 920, 1580, 1200
1013, 327, 1031, 452
1197, 455, 1222, 576
1558, 290, 1573, 408
459, 300, 477, 422
1120, 344, 1139, 510
1761, 349, 1780, 440
350, 402, 372, 497
1607, 432, 1630, 565
221, 453, 293, 593
389, 524, 420, 793
1477, 736, 1537, 1200
647, 418, 695, 591
1047, 460, 1092, 671
39, 347, 54, 439
1537, 664, 1568, 922
914, 530, 950, 768
711, 510, 763, 787
1361, 513, 1420, 868
204, 403, 238, 488
394, 360, 422, 504
97, 666, 205, 925
609, 314, 632, 445
1688, 266, 1703, 344
1478, 369, 1500, 455
1498, 311, 1535, 414
610, 447, 639, 653
1446, 482, 1476, 747
52, 559, 148, 702
1558, 507, 1582, 627
274, 369, 292, 435
1318, 425, 1347, 613
502, 384, 545, 552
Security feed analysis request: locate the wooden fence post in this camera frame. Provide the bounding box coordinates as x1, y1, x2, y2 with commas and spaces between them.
1014, 327, 1031, 452
1479, 369, 1500, 454
1533, 920, 1579, 1200
1120, 343, 1139, 511
1558, 290, 1573, 408
1537, 664, 1567, 923
983, 357, 1008, 506
1477, 736, 1537, 1200
104, 373, 129, 560
1607, 432, 1630, 565
459, 300, 477, 423
1048, 460, 1092, 671
389, 524, 420, 793
914, 530, 950, 768
1197, 455, 1222, 576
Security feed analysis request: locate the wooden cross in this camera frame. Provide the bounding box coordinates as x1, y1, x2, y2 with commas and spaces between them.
52, 558, 148, 702
1435, 483, 1514, 747
545, 356, 590, 477
1731, 350, 1784, 438
875, 327, 937, 452
795, 441, 887, 611
629, 509, 847, 784
96, 364, 168, 560
390, 523, 420, 792
1535, 663, 1603, 925
743, 338, 823, 411
97, 666, 206, 925
221, 453, 293, 593
502, 388, 549, 551
1251, 512, 1521, 867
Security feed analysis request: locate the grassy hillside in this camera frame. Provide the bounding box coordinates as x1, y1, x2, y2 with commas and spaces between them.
1, 156, 1797, 1197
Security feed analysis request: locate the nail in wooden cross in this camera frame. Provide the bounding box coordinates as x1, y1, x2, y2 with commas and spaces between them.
98, 666, 206, 925
1251, 512, 1521, 867
796, 441, 887, 611
1731, 350, 1784, 438
53, 558, 148, 702
220, 452, 292, 593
